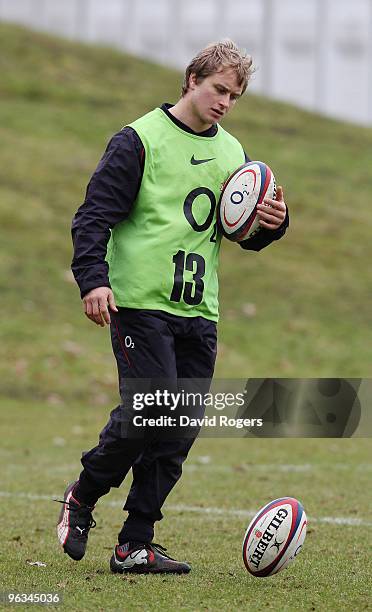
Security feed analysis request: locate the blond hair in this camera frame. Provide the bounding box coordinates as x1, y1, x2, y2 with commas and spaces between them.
182, 39, 254, 97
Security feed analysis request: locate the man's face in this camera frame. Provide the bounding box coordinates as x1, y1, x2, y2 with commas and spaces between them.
188, 67, 243, 130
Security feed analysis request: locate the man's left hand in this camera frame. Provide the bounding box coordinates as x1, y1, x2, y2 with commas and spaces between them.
257, 185, 287, 230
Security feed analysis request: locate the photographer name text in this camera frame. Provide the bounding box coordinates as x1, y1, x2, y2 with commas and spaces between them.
132, 415, 263, 429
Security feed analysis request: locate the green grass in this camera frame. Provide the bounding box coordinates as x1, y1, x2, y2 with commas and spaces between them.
1, 399, 371, 611
0, 23, 372, 611
0, 23, 372, 408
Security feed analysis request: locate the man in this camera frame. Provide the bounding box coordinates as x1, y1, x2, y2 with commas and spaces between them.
56, 40, 288, 574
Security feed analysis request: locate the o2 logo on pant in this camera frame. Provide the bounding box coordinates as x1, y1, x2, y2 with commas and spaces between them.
237, 379, 362, 437
124, 335, 135, 349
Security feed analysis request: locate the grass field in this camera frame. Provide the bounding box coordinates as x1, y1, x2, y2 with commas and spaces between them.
0, 23, 371, 611
1, 399, 372, 611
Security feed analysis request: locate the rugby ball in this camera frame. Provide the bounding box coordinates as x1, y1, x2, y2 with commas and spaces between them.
218, 161, 276, 242
242, 497, 307, 577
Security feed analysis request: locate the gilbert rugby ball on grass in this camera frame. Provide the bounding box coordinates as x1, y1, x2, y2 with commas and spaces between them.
242, 497, 307, 577
218, 161, 276, 242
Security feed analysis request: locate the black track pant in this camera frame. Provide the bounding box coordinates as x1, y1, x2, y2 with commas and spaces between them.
77, 308, 217, 543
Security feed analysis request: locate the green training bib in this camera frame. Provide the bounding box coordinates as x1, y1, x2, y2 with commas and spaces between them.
107, 108, 245, 321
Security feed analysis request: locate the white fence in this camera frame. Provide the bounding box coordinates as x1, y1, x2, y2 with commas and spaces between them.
1, 0, 372, 126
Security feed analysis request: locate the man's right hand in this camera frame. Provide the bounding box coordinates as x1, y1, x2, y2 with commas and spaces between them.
83, 287, 118, 327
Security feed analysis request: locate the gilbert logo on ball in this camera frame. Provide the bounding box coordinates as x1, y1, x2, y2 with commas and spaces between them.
218, 161, 276, 242
242, 497, 307, 577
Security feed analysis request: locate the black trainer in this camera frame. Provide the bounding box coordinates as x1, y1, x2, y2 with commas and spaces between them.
55, 481, 96, 561
110, 542, 191, 574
